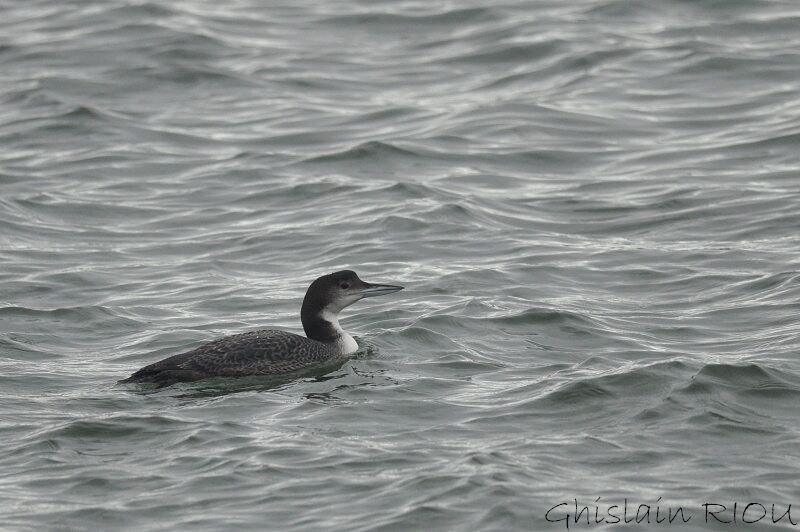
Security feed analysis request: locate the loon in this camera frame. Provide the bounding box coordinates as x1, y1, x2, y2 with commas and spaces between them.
120, 270, 403, 387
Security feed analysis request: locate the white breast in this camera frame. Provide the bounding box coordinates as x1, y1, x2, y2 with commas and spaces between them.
336, 332, 359, 355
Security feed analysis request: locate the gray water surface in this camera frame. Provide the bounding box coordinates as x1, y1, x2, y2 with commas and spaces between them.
2, 1, 800, 530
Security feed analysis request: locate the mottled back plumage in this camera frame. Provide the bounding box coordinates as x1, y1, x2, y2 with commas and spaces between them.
120, 329, 341, 386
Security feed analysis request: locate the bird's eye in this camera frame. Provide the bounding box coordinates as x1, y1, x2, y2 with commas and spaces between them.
340, 282, 350, 289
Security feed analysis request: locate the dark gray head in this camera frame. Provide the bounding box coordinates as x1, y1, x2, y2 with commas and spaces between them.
300, 270, 403, 342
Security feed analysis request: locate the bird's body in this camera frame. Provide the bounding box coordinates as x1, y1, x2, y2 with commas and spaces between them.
121, 329, 340, 384
120, 270, 403, 387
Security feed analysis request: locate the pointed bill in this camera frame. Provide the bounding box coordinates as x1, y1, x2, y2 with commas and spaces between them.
359, 283, 404, 298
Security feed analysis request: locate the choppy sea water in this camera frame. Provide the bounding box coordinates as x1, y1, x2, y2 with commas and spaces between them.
2, 0, 800, 530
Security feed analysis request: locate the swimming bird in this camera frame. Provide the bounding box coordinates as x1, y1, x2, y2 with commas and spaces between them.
120, 270, 403, 387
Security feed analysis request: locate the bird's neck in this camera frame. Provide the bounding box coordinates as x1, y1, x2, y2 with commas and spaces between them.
301, 307, 358, 354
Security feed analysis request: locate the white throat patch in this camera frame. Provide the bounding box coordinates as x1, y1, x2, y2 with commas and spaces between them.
320, 308, 359, 355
